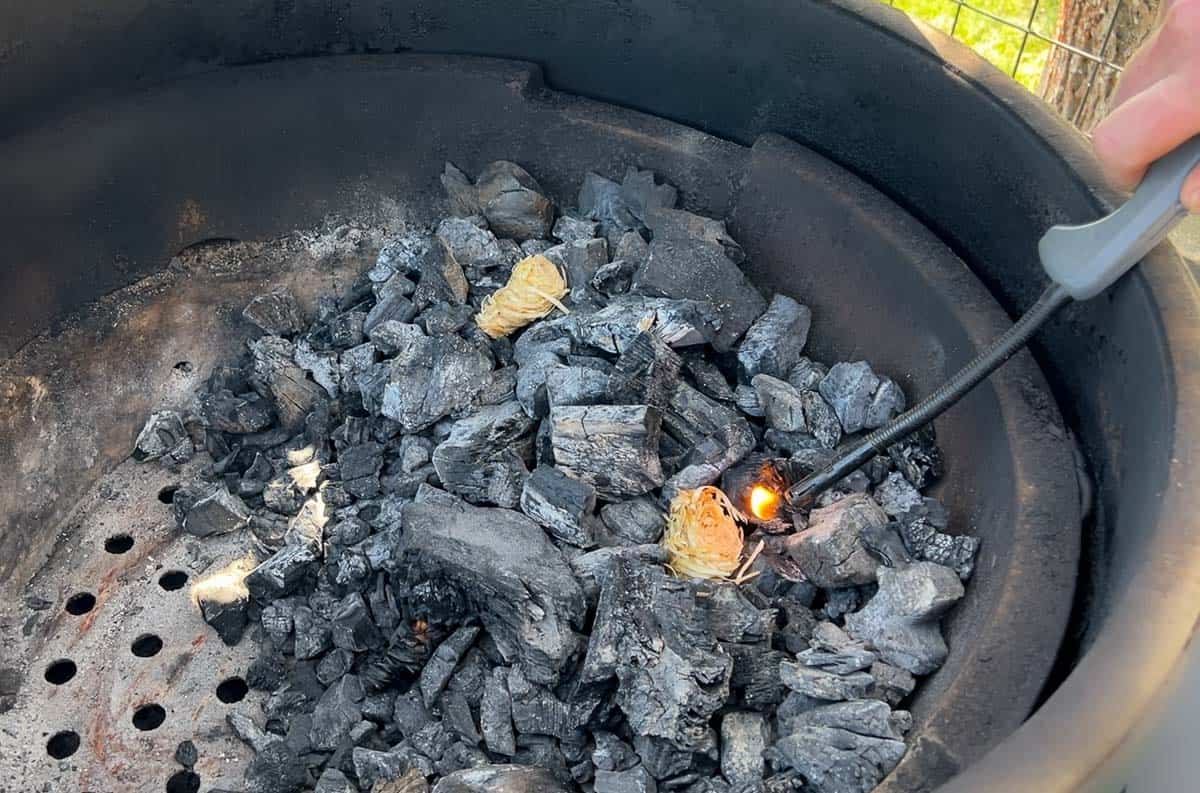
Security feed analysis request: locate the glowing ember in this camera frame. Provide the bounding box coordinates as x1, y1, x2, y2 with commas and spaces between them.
749, 484, 781, 521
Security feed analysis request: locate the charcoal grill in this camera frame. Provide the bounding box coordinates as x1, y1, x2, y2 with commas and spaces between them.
1, 2, 1198, 793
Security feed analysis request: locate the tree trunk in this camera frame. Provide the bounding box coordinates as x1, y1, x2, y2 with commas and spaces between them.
1040, 0, 1160, 131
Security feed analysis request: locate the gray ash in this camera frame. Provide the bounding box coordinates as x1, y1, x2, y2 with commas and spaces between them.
136, 161, 978, 793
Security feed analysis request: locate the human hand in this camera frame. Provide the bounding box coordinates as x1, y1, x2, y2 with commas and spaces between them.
1091, 0, 1200, 212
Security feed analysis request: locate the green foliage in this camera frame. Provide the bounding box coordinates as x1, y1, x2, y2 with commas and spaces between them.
887, 0, 1062, 90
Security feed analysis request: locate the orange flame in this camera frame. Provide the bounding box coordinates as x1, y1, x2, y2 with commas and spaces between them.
748, 485, 781, 521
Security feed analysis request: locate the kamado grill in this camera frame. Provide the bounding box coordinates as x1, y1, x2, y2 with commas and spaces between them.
2, 3, 1199, 793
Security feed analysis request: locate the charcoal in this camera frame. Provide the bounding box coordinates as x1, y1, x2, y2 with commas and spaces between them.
596, 766, 658, 793
432, 402, 536, 508
198, 588, 249, 646
618, 168, 678, 224
313, 768, 356, 793
632, 207, 764, 351
796, 643, 877, 676
897, 517, 979, 581
767, 725, 905, 793
520, 465, 601, 547
821, 588, 864, 621
328, 310, 368, 349
445, 648, 490, 708
392, 690, 435, 738
600, 497, 665, 545
592, 259, 637, 295
607, 332, 683, 409
250, 336, 328, 431
778, 664, 874, 702
581, 558, 731, 751
682, 355, 735, 403
553, 215, 600, 244
380, 333, 496, 433
183, 485, 252, 537
310, 675, 365, 751
475, 161, 555, 241
614, 230, 650, 264
817, 362, 880, 435
579, 172, 639, 242
786, 359, 827, 392
887, 427, 945, 492
338, 442, 383, 481
776, 599, 817, 655
228, 711, 279, 753
294, 340, 341, 398
868, 662, 916, 708
439, 741, 491, 775
516, 351, 564, 418
545, 365, 611, 409
437, 217, 508, 271
244, 741, 309, 793
480, 667, 517, 756
593, 732, 638, 772
261, 599, 297, 645
290, 607, 331, 660
442, 163, 483, 217
873, 472, 922, 518
788, 700, 906, 741
720, 712, 767, 787
863, 378, 905, 430
550, 405, 664, 498
570, 543, 668, 605
737, 295, 812, 380
844, 562, 963, 675
264, 474, 307, 515
376, 768, 431, 793
420, 303, 477, 336
174, 739, 198, 769
133, 410, 192, 463
727, 645, 788, 709
576, 296, 720, 354
245, 289, 304, 336
441, 688, 482, 745
419, 626, 481, 707
753, 375, 807, 433
544, 238, 608, 299
413, 242, 471, 308
330, 593, 382, 652
432, 765, 571, 793
734, 384, 764, 417
633, 734, 703, 780
784, 494, 888, 588
354, 747, 411, 789
247, 543, 321, 601
314, 648, 354, 687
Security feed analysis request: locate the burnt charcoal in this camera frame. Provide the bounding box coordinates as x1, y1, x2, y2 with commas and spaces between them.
228, 711, 278, 753
632, 207, 764, 351
897, 517, 979, 581
545, 238, 608, 299
863, 378, 905, 430
261, 599, 297, 645
887, 425, 945, 490
582, 559, 731, 751
420, 303, 477, 336
600, 497, 665, 545
442, 688, 483, 745
683, 355, 735, 403
375, 232, 433, 282
437, 217, 508, 272
247, 543, 321, 601
576, 296, 720, 354
353, 747, 411, 789
550, 405, 664, 498
633, 734, 701, 780
721, 712, 767, 787
753, 375, 807, 433
248, 646, 289, 691
476, 161, 555, 241
787, 359, 828, 392
339, 442, 384, 480
249, 336, 328, 431
506, 666, 595, 740
375, 768, 431, 793
778, 664, 874, 702
432, 402, 535, 508
310, 675, 365, 751
197, 585, 249, 646
868, 662, 916, 708
818, 362, 881, 435
784, 494, 888, 588
419, 626, 481, 707
592, 259, 637, 295
244, 289, 304, 336
553, 215, 600, 244
873, 472, 923, 518
734, 384, 764, 418
243, 741, 309, 793
662, 383, 755, 492
727, 644, 788, 709
795, 392, 839, 450
767, 725, 905, 793
579, 172, 639, 243
821, 588, 864, 621
330, 593, 382, 653
615, 230, 650, 266
329, 311, 367, 349
844, 562, 963, 675
264, 474, 307, 515
619, 168, 678, 224
183, 485, 252, 537
442, 163, 483, 217
133, 410, 192, 463
545, 364, 611, 409
480, 667, 517, 756
445, 648, 490, 708
414, 242, 471, 308
592, 731, 638, 773
512, 739, 573, 786
520, 465, 600, 548
596, 765, 658, 793
295, 340, 341, 398
432, 765, 571, 793
570, 544, 669, 606
412, 720, 453, 761
313, 768, 356, 793
788, 700, 907, 741
516, 351, 563, 419
796, 644, 877, 676
737, 295, 812, 380
293, 606, 333, 660
438, 741, 491, 775
776, 598, 817, 655
316, 649, 355, 687
858, 521, 912, 570
607, 332, 683, 409
174, 739, 198, 769
332, 516, 371, 547
329, 545, 369, 590
391, 689, 435, 738
380, 333, 496, 433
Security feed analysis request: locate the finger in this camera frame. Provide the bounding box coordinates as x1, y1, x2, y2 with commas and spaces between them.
1091, 70, 1200, 190
1109, 2, 1200, 110
1182, 167, 1200, 213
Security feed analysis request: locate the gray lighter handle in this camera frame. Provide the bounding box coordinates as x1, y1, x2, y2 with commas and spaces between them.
1040, 135, 1200, 300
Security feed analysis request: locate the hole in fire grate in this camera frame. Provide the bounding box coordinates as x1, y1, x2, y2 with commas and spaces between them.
132, 703, 166, 731
44, 659, 77, 685
158, 570, 188, 591
172, 361, 194, 374
131, 633, 163, 657
216, 677, 248, 704
166, 770, 201, 793
104, 533, 134, 554
64, 592, 95, 615
158, 485, 180, 504
46, 730, 80, 759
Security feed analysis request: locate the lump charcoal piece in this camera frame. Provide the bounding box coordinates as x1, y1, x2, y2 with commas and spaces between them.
370, 320, 426, 357
721, 712, 767, 788
737, 295, 812, 380
778, 663, 874, 701
553, 214, 600, 244
595, 766, 657, 793
414, 241, 471, 308
294, 339, 340, 398
818, 362, 881, 435
313, 768, 357, 793
480, 666, 517, 756
133, 410, 191, 463
873, 472, 923, 518
753, 375, 807, 433
898, 517, 980, 580
570, 544, 669, 606
442, 162, 483, 217
310, 674, 364, 751
505, 666, 580, 740
317, 648, 355, 687
579, 172, 639, 242
198, 588, 249, 646
420, 303, 477, 336
550, 405, 665, 498
735, 384, 764, 418
600, 497, 666, 545
581, 558, 731, 751
767, 725, 905, 793
183, 486, 252, 538
592, 258, 637, 295
380, 334, 496, 433
786, 699, 906, 740
261, 599, 297, 645
353, 747, 411, 789
727, 645, 788, 709
887, 425, 945, 488
263, 474, 306, 515
432, 765, 571, 793
365, 284, 419, 336
634, 732, 715, 780
615, 230, 650, 265
475, 161, 555, 241
293, 606, 333, 660
593, 731, 639, 773
329, 310, 367, 349
869, 661, 916, 707
864, 378, 906, 430
784, 494, 888, 588
844, 561, 964, 675
632, 207, 765, 351
246, 543, 321, 601
683, 354, 736, 403
331, 593, 382, 652
442, 688, 483, 745
801, 391, 842, 450
544, 238, 608, 299
419, 625, 480, 707
607, 331, 683, 409
198, 390, 275, 435
619, 167, 679, 224
576, 296, 721, 354
243, 741, 308, 793
795, 643, 877, 676
439, 741, 492, 775
821, 587, 864, 621
244, 289, 304, 336
787, 358, 828, 392
545, 365, 611, 409
400, 495, 584, 684
249, 335, 327, 431
516, 351, 563, 419
437, 217, 507, 271
339, 441, 384, 481
521, 465, 601, 548
432, 402, 536, 508
340, 342, 379, 396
